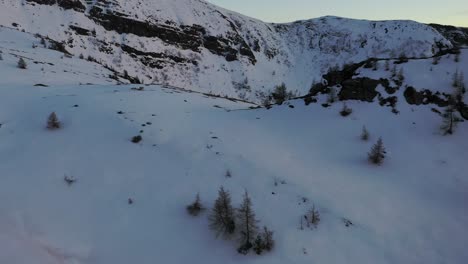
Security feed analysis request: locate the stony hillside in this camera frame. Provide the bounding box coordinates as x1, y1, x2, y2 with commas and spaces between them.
0, 0, 457, 101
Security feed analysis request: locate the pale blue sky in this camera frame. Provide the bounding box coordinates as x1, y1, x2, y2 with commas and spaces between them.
207, 0, 468, 27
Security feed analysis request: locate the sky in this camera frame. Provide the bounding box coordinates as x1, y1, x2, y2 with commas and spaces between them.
206, 0, 468, 27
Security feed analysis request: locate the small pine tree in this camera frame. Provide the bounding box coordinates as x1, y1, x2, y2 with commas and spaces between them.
305, 205, 320, 228
0, 53, 3, 60
391, 65, 397, 77
209, 187, 236, 238
368, 137, 386, 165
79, 53, 84, 59
261, 226, 274, 251
237, 191, 259, 255
384, 60, 390, 71
47, 112, 60, 129
452, 70, 460, 88
40, 37, 46, 46
361, 126, 370, 141
187, 193, 204, 216
397, 68, 405, 82
432, 56, 440, 65
253, 235, 264, 255
441, 98, 462, 135
372, 61, 378, 71
17, 57, 27, 69
454, 53, 460, 63
327, 87, 338, 103
340, 103, 352, 117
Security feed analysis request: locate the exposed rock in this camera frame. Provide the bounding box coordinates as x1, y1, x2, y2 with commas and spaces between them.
26, 0, 85, 12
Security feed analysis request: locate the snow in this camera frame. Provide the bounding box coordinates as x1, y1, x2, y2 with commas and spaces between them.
0, 0, 453, 102
0, 29, 468, 264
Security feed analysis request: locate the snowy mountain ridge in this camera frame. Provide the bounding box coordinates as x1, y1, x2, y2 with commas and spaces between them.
0, 0, 457, 101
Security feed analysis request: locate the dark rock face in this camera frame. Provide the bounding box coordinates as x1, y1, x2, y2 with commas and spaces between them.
121, 45, 196, 69
339, 78, 383, 102
69, 25, 92, 36
26, 0, 85, 12
403, 87, 449, 107
430, 24, 468, 47
87, 7, 256, 64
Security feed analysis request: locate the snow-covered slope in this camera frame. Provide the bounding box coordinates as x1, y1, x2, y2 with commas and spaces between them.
0, 45, 467, 264
0, 0, 454, 101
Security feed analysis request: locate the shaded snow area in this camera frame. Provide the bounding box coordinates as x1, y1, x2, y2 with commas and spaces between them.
1, 43, 468, 264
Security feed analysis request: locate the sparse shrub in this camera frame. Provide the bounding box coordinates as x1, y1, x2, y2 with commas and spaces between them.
304, 205, 320, 229
40, 37, 46, 46
131, 135, 142, 143
225, 169, 232, 178
0, 53, 3, 60
17, 57, 27, 69
237, 191, 259, 255
209, 187, 236, 238
340, 103, 352, 116
64, 175, 76, 185
372, 61, 378, 71
79, 53, 84, 59
47, 112, 60, 129
361, 126, 370, 141
432, 56, 440, 65
272, 83, 288, 104
368, 137, 386, 165
455, 53, 460, 63
187, 193, 204, 216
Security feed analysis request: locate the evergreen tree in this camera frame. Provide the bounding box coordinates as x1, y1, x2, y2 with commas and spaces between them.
209, 187, 236, 238
384, 60, 390, 71
361, 126, 370, 141
327, 87, 338, 103
186, 193, 204, 216
253, 235, 264, 255
261, 226, 274, 251
0, 52, 3, 60
305, 205, 320, 228
17, 57, 27, 69
273, 83, 288, 104
452, 70, 460, 88
368, 137, 386, 165
47, 112, 60, 129
237, 191, 259, 254
441, 98, 462, 135
340, 103, 352, 116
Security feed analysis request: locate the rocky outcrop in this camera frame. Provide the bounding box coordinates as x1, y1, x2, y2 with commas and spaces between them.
87, 6, 256, 63
26, 0, 85, 12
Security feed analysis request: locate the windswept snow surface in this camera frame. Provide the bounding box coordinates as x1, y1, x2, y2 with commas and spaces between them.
1, 38, 468, 263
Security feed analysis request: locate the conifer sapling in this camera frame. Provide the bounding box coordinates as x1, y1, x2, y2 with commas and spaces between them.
47, 112, 60, 129
209, 187, 236, 238
368, 137, 386, 165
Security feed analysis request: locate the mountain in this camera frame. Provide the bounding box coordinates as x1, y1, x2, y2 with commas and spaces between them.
0, 0, 459, 101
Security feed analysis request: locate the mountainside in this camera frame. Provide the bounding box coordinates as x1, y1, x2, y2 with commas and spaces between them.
0, 33, 467, 263
0, 0, 457, 101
